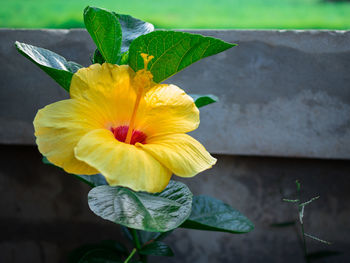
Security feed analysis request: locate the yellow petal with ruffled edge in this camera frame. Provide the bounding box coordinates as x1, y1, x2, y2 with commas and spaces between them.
74, 129, 172, 192
137, 133, 216, 177
71, 63, 199, 136
70, 64, 137, 128
34, 61, 214, 192
135, 84, 199, 137
70, 63, 134, 100
33, 99, 106, 175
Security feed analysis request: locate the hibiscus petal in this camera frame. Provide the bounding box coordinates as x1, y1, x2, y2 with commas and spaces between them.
70, 64, 137, 126
70, 63, 134, 100
34, 99, 103, 175
135, 84, 200, 136
74, 129, 172, 193
138, 134, 216, 178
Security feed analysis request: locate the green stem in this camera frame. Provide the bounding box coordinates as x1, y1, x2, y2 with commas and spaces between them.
296, 180, 309, 263
124, 248, 137, 263
301, 223, 309, 263
129, 228, 148, 263
130, 228, 141, 249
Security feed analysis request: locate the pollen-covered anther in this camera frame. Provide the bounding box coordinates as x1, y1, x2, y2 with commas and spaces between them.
141, 53, 154, 69
132, 53, 154, 91
111, 126, 147, 145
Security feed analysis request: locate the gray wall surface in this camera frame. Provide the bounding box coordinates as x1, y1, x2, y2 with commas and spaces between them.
1, 29, 350, 159
0, 29, 350, 263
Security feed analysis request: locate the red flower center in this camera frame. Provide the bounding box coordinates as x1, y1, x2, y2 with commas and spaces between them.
111, 126, 147, 145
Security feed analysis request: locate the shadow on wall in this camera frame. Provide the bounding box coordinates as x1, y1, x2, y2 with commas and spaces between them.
0, 145, 349, 263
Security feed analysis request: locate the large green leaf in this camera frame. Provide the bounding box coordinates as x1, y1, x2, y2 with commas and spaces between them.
139, 241, 174, 257
84, 6, 122, 64
15, 41, 82, 91
90, 14, 153, 65
129, 31, 236, 83
181, 195, 254, 234
88, 181, 192, 232
190, 94, 219, 108
117, 14, 154, 53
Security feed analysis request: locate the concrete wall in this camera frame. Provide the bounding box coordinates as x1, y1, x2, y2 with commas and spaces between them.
1, 29, 350, 159
1, 29, 350, 263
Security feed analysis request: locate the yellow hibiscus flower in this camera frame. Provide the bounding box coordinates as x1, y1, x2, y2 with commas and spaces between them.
34, 54, 216, 193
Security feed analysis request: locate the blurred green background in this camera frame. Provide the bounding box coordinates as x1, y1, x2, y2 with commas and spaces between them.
1, 0, 350, 29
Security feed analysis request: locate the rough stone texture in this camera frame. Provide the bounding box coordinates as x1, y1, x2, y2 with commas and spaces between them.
1, 29, 350, 159
0, 145, 349, 263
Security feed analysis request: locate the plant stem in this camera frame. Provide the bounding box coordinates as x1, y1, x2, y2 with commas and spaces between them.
130, 228, 141, 249
301, 223, 309, 263
296, 180, 309, 263
124, 248, 137, 263
129, 228, 148, 263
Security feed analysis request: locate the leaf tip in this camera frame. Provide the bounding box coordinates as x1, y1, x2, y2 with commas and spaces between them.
225, 41, 238, 49
83, 5, 91, 13
14, 41, 22, 50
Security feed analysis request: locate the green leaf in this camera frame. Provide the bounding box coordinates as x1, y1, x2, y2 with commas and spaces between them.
88, 13, 152, 65
299, 196, 320, 207
296, 179, 301, 192
92, 49, 105, 64
190, 94, 218, 108
121, 226, 133, 241
282, 198, 299, 203
122, 228, 172, 246
181, 195, 254, 234
68, 240, 127, 263
41, 156, 107, 187
129, 31, 236, 83
139, 241, 174, 257
88, 181, 193, 232
15, 41, 82, 91
71, 174, 108, 188
304, 233, 331, 245
154, 230, 173, 242
42, 156, 52, 165
136, 230, 159, 245
117, 14, 154, 53
135, 230, 173, 245
84, 6, 122, 64
119, 51, 129, 65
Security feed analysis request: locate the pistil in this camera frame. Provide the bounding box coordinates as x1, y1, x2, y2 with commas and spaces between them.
124, 53, 154, 144
124, 88, 143, 144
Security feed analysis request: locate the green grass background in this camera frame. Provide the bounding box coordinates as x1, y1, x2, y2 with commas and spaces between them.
1, 0, 350, 29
